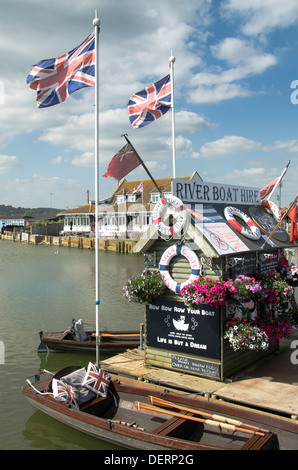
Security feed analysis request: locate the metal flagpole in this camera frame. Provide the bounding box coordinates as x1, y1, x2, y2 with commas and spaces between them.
93, 11, 101, 366
169, 52, 176, 179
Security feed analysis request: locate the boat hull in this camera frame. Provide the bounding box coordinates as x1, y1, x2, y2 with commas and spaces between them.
22, 368, 298, 450
39, 330, 140, 355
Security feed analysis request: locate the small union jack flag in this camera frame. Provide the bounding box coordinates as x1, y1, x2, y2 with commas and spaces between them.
52, 379, 79, 409
132, 182, 143, 195
82, 362, 111, 397
127, 74, 171, 128
26, 32, 96, 108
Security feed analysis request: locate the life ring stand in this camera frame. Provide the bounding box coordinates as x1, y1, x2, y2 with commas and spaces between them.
153, 194, 189, 237
224, 206, 261, 241
159, 244, 201, 294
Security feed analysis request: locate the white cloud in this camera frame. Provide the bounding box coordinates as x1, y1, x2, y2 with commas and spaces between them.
0, 154, 20, 174
224, 0, 298, 36
72, 151, 94, 167
196, 135, 262, 159
188, 38, 276, 104
210, 166, 278, 189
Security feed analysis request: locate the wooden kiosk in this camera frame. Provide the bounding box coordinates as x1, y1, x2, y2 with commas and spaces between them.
133, 174, 294, 381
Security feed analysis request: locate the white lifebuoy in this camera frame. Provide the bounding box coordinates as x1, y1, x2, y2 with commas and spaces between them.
261, 199, 281, 222
159, 244, 201, 293
224, 206, 261, 240
153, 194, 189, 236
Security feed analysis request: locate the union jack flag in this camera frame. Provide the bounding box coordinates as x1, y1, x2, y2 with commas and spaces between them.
26, 32, 96, 108
127, 74, 171, 128
132, 182, 143, 195
82, 362, 111, 397
52, 379, 79, 409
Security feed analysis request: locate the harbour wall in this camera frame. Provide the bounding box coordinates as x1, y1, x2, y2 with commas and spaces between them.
0, 231, 136, 253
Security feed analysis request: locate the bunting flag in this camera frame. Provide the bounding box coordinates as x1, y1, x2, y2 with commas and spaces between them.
261, 161, 290, 200
26, 32, 96, 108
103, 143, 140, 180
127, 74, 171, 128
260, 178, 279, 200
288, 203, 297, 244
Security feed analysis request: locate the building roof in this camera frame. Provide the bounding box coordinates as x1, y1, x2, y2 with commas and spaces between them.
58, 173, 202, 216
57, 203, 95, 216
111, 172, 201, 204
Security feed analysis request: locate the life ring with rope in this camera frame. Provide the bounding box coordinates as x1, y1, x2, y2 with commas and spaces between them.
152, 194, 189, 237
159, 244, 201, 293
224, 206, 261, 240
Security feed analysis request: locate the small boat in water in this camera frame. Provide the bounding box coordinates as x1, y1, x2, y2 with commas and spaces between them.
38, 319, 141, 355
23, 364, 298, 450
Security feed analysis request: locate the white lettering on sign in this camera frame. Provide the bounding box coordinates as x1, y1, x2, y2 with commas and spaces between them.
173, 178, 260, 205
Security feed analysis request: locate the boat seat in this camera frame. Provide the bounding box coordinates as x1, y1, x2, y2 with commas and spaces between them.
152, 410, 195, 437
79, 393, 113, 413
241, 431, 277, 450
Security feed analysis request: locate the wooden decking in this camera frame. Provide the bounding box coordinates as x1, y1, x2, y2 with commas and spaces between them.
101, 329, 298, 418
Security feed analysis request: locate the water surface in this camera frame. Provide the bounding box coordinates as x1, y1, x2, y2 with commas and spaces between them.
0, 240, 144, 450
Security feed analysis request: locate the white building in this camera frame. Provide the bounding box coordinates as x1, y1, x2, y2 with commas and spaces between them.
58, 173, 200, 238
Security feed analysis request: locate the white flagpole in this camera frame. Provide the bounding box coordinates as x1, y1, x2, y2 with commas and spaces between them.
267, 160, 290, 202
169, 52, 176, 179
93, 11, 101, 366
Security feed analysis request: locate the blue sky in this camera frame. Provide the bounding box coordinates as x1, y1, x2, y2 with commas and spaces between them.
0, 0, 297, 209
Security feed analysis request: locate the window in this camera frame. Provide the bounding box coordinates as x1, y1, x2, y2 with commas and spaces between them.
116, 195, 125, 204
150, 192, 171, 202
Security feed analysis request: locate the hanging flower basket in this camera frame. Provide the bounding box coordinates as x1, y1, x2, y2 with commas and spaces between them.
123, 269, 165, 304
255, 313, 292, 340
257, 270, 295, 314
180, 277, 233, 308
224, 317, 269, 352
278, 253, 298, 286
229, 275, 265, 304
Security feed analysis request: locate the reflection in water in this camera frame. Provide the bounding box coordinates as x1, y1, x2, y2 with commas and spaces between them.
0, 240, 144, 450
23, 410, 125, 450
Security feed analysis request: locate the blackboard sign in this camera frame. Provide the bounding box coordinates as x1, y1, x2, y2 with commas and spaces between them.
248, 206, 289, 242
258, 251, 279, 274
146, 299, 220, 360
171, 355, 220, 378
228, 253, 257, 279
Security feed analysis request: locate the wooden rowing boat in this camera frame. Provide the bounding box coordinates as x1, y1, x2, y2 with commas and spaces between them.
38, 330, 141, 355
23, 364, 298, 450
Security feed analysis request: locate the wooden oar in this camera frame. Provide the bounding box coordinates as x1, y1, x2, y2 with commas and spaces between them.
135, 402, 265, 437
148, 396, 269, 434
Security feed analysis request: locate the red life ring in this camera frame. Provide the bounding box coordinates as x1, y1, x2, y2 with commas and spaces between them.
159, 244, 201, 293
224, 206, 261, 240
153, 194, 189, 236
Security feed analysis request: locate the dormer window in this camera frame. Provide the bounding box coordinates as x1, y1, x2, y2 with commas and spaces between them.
116, 195, 125, 204
150, 192, 171, 203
